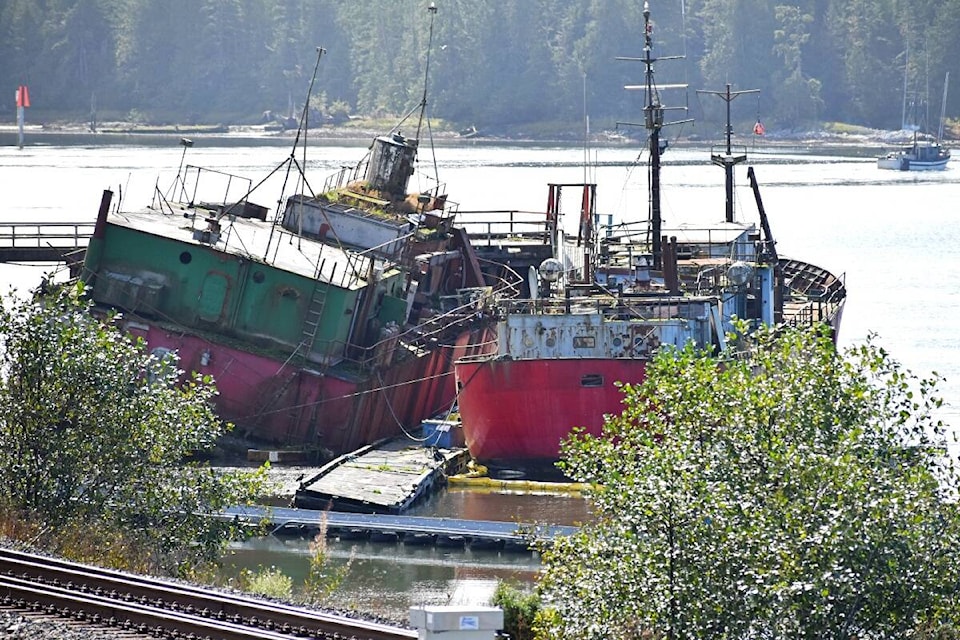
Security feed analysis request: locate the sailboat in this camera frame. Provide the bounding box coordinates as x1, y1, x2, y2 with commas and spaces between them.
878, 71, 951, 171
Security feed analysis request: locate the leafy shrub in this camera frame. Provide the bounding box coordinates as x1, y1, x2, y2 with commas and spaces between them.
492, 581, 541, 640
241, 566, 293, 600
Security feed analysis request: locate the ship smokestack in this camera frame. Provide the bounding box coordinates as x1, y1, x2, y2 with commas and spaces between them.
365, 133, 418, 200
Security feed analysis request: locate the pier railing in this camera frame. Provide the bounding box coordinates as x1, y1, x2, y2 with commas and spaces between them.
0, 222, 94, 263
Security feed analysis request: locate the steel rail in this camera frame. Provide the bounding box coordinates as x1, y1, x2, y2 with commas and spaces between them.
0, 548, 416, 640
1, 573, 300, 639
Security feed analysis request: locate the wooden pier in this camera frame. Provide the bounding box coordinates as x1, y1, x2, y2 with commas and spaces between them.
294, 437, 470, 514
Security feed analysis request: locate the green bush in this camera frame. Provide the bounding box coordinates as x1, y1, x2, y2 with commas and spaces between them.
242, 566, 293, 600
492, 581, 541, 640
0, 284, 266, 575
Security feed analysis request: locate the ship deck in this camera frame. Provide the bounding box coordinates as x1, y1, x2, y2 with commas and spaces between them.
109, 202, 380, 290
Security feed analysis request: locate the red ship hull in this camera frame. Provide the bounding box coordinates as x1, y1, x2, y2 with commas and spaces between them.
455, 357, 648, 468
128, 321, 474, 456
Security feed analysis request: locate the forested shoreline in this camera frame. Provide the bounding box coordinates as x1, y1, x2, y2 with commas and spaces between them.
2, 0, 958, 137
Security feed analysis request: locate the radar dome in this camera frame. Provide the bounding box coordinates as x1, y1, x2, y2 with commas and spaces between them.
727, 261, 754, 286
538, 258, 564, 283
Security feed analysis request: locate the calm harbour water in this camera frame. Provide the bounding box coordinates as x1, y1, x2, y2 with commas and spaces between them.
2, 134, 957, 619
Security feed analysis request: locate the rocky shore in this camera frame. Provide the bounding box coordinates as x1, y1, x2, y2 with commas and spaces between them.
1, 118, 947, 150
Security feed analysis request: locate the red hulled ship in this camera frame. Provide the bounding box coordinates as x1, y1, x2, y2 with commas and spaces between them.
453, 3, 847, 476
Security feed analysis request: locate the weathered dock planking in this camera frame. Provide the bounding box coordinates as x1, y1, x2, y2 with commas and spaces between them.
294, 437, 469, 514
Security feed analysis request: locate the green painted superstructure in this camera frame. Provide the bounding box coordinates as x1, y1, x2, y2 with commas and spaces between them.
86, 198, 410, 368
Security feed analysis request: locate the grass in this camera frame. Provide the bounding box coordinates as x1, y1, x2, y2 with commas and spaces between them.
1, 498, 354, 611
0, 499, 157, 575
240, 566, 294, 599
301, 518, 352, 604
822, 121, 879, 135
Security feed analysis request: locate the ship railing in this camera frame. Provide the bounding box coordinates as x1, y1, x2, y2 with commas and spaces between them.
401, 300, 488, 351
475, 257, 525, 300
322, 163, 366, 195
496, 293, 715, 320
319, 161, 457, 205
785, 298, 841, 327
264, 225, 382, 289
177, 164, 255, 209
313, 293, 493, 372
783, 273, 847, 327
272, 218, 417, 288
319, 168, 460, 232
455, 209, 553, 245
601, 231, 762, 263
354, 226, 417, 261
0, 222, 94, 251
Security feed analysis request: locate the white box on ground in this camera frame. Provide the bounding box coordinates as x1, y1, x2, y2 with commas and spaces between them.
409, 605, 504, 639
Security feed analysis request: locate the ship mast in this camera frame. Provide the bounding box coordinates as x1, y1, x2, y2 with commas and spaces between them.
697, 84, 758, 222
643, 5, 664, 270
617, 2, 689, 271
415, 1, 438, 144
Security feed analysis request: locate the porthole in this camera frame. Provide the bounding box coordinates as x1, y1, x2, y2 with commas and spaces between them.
252, 271, 265, 283
179, 251, 192, 264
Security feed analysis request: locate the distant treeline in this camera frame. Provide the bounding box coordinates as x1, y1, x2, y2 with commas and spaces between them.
1, 0, 957, 134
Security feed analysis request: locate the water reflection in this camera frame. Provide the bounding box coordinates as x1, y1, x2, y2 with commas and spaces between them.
407, 486, 591, 525
223, 485, 589, 622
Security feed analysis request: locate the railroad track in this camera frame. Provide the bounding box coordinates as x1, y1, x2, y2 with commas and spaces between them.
0, 548, 416, 639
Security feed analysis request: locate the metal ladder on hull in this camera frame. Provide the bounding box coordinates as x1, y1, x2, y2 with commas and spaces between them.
278, 273, 330, 444
247, 270, 330, 445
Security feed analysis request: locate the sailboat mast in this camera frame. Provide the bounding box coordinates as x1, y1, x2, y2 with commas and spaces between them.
901, 43, 910, 131
938, 72, 949, 142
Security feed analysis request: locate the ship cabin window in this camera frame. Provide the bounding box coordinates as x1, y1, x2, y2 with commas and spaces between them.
179, 251, 192, 264
252, 270, 265, 283
581, 374, 604, 388
573, 336, 596, 349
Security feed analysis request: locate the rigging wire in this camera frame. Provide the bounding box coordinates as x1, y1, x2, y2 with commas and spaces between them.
250, 368, 455, 420
263, 46, 325, 261
376, 368, 433, 442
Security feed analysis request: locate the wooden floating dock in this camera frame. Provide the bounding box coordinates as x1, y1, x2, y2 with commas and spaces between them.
222, 505, 578, 553
294, 437, 469, 514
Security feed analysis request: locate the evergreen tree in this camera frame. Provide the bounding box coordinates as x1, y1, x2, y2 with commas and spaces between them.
0, 0, 958, 132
